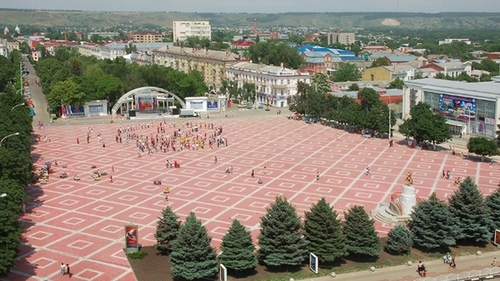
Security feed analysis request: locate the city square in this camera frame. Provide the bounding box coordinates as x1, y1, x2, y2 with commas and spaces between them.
4, 111, 500, 281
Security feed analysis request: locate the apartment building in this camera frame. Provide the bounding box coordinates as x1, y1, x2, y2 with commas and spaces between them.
132, 31, 163, 43
172, 21, 211, 43
225, 61, 311, 108
152, 45, 240, 89
327, 31, 356, 46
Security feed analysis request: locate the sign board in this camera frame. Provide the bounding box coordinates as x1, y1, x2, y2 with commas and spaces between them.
125, 224, 139, 248
494, 229, 500, 246
219, 264, 227, 281
309, 253, 318, 274
207, 100, 218, 109
438, 94, 476, 121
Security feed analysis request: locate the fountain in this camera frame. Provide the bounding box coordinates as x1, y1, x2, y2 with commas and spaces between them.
372, 172, 418, 225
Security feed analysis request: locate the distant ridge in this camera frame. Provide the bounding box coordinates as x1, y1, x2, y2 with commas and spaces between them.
0, 9, 499, 30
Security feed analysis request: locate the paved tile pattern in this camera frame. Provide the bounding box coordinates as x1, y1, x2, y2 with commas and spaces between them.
5, 115, 500, 281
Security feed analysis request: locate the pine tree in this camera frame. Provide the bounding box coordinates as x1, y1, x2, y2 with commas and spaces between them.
408, 193, 459, 250
304, 198, 346, 263
448, 177, 492, 244
169, 212, 218, 280
385, 225, 413, 255
343, 205, 381, 258
219, 219, 257, 271
154, 206, 181, 255
258, 196, 308, 267
485, 188, 500, 236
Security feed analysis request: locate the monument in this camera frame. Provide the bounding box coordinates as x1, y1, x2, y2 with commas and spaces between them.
371, 172, 418, 225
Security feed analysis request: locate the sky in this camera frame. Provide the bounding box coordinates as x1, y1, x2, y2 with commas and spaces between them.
0, 0, 499, 13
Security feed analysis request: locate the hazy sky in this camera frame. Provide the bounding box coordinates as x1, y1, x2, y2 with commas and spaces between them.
1, 0, 499, 13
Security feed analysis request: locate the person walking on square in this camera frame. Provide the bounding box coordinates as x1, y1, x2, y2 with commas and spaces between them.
251, 169, 254, 177
60, 263, 66, 276
263, 166, 267, 175
66, 263, 72, 277
316, 171, 320, 180
365, 166, 370, 176
214, 156, 217, 164
492, 257, 497, 266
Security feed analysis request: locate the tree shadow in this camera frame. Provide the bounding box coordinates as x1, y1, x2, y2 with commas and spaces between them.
227, 268, 258, 279
345, 254, 380, 263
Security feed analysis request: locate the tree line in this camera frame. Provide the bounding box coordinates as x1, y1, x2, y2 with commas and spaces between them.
0, 51, 33, 277
154, 177, 500, 280
34, 47, 209, 113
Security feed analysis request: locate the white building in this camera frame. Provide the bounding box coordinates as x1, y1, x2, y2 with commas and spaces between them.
225, 62, 311, 108
403, 77, 500, 138
0, 39, 9, 58
172, 21, 211, 43
438, 38, 472, 45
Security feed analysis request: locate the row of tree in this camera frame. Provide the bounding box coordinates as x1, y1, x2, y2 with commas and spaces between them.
289, 74, 396, 135
154, 178, 500, 280
33, 47, 209, 113
0, 52, 33, 276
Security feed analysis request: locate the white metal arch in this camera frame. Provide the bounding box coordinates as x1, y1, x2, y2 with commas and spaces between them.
111, 87, 186, 116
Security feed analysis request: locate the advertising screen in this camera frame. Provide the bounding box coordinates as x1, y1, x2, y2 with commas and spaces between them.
438, 94, 476, 121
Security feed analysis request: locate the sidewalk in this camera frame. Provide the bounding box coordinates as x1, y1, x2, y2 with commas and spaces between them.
297, 249, 500, 281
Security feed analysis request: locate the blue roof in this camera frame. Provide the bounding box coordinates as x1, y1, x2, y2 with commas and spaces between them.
298, 44, 362, 61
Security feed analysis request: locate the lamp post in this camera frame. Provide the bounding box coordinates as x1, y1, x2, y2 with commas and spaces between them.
0, 132, 20, 147
388, 95, 392, 140
11, 103, 24, 111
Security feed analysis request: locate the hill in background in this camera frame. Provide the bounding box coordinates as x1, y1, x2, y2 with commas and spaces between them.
1, 9, 500, 30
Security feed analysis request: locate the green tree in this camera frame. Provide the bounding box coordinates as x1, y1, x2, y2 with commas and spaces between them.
304, 198, 346, 263
485, 188, 500, 237
94, 74, 123, 104
371, 57, 390, 68
448, 177, 492, 244
343, 205, 381, 258
348, 83, 360, 91
399, 102, 452, 146
467, 137, 498, 161
46, 79, 85, 110
387, 77, 405, 89
258, 196, 308, 267
170, 212, 218, 280
219, 219, 257, 272
154, 206, 181, 255
0, 56, 15, 91
408, 193, 459, 250
246, 41, 304, 69
311, 73, 331, 94
331, 62, 360, 82
385, 225, 413, 255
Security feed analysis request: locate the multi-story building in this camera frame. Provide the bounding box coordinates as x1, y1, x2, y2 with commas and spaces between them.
438, 38, 471, 45
152, 45, 241, 89
172, 21, 211, 43
0, 39, 9, 58
78, 42, 172, 60
225, 61, 311, 108
327, 31, 356, 46
132, 31, 163, 43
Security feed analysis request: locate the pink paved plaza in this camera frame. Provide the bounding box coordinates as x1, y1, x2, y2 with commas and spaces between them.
5, 114, 500, 281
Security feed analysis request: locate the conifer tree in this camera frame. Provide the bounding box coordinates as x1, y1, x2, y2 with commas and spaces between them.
219, 219, 257, 271
485, 188, 500, 236
154, 206, 181, 254
385, 225, 413, 255
258, 196, 308, 267
304, 198, 346, 263
448, 177, 492, 244
408, 193, 459, 250
343, 205, 381, 258
170, 212, 218, 280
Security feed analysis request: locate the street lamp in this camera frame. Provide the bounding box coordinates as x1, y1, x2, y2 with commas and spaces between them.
0, 132, 20, 147
11, 103, 24, 111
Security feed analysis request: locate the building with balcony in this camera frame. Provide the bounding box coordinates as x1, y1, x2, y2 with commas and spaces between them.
152, 45, 241, 89
327, 31, 356, 46
172, 21, 211, 43
132, 31, 163, 43
225, 61, 311, 108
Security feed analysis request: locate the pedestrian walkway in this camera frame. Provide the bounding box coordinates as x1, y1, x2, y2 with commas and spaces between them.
297, 250, 500, 281
24, 59, 51, 127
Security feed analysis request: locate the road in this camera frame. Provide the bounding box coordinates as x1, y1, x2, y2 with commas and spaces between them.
23, 59, 51, 127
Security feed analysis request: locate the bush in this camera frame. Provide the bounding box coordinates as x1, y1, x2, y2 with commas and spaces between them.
127, 251, 148, 259
385, 225, 413, 255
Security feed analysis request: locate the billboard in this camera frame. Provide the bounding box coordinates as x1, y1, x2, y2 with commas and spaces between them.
207, 100, 218, 109
192, 101, 203, 110
309, 253, 318, 274
438, 94, 476, 121
125, 224, 139, 248
136, 94, 156, 111
495, 229, 500, 246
